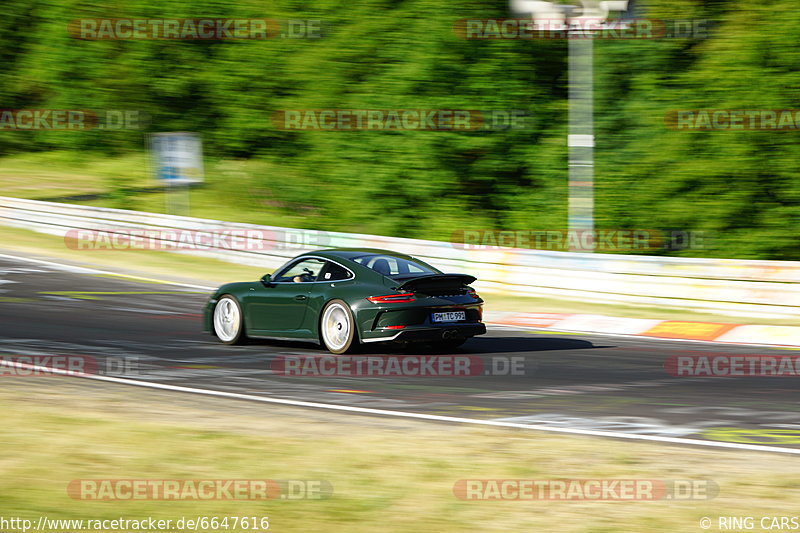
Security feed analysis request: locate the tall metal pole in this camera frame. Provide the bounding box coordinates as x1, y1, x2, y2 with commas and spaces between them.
567, 31, 595, 252
512, 0, 629, 253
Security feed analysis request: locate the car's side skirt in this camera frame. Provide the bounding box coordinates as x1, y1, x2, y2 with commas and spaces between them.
247, 334, 321, 345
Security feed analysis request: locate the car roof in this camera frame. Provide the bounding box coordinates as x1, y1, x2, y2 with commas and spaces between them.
309, 248, 417, 261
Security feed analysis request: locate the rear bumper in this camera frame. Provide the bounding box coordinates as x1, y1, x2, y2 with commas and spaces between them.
361, 323, 486, 344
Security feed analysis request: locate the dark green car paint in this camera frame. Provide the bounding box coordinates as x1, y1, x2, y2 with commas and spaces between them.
203, 248, 485, 346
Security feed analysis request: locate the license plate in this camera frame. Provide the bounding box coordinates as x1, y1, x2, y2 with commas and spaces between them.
432, 311, 466, 323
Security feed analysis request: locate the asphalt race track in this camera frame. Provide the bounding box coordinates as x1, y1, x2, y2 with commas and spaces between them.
2, 254, 799, 451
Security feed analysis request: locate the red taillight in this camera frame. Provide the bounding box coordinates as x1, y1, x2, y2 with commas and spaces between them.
468, 288, 479, 299
367, 293, 415, 304
385, 325, 406, 330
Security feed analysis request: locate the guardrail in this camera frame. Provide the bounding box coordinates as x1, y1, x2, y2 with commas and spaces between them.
1, 196, 799, 318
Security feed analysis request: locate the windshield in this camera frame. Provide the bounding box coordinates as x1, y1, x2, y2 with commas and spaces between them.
352, 254, 439, 278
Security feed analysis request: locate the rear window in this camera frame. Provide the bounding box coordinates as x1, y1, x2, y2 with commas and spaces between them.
352, 254, 438, 277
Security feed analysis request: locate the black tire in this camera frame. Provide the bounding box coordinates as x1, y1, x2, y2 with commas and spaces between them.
212, 295, 248, 345
320, 299, 357, 354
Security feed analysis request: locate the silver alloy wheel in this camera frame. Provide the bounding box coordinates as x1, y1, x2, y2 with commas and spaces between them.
213, 296, 241, 342
321, 302, 351, 352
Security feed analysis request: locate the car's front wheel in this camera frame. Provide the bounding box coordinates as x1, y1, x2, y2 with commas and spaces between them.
213, 295, 247, 345
320, 299, 356, 354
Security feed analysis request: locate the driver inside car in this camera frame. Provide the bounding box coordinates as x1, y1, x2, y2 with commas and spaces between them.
292, 268, 315, 282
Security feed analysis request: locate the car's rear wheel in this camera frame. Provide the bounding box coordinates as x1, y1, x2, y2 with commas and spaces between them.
320, 299, 356, 354
213, 295, 247, 345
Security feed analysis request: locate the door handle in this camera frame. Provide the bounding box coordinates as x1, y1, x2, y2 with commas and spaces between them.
295, 295, 307, 300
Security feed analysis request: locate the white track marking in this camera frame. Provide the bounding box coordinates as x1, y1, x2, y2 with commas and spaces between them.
2, 358, 799, 455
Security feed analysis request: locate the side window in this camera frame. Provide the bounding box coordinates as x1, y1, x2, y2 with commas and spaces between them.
318, 261, 352, 281
273, 258, 326, 283
353, 255, 433, 276
356, 255, 398, 275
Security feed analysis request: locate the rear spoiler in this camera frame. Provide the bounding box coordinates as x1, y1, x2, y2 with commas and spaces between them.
396, 274, 477, 292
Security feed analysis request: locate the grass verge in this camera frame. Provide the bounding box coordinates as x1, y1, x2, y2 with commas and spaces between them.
3, 377, 800, 533
0, 151, 152, 201
0, 152, 312, 229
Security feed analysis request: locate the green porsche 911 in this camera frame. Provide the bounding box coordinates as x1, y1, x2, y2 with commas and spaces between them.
203, 248, 486, 353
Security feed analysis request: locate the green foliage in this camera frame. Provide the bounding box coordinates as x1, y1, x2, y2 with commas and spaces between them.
0, 0, 797, 258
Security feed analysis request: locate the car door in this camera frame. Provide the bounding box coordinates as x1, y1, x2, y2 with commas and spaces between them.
303, 259, 356, 331
245, 258, 325, 335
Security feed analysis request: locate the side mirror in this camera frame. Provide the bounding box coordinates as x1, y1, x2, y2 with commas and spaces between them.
260, 273, 273, 286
